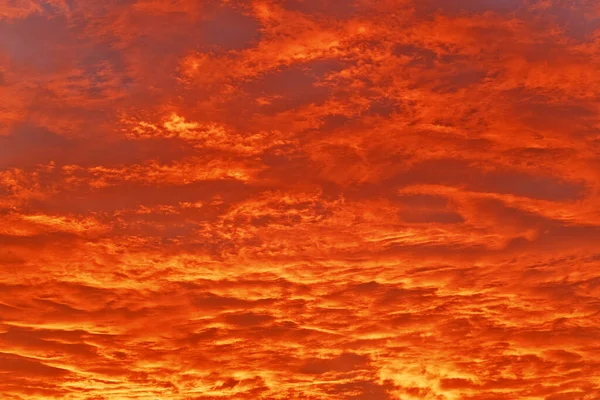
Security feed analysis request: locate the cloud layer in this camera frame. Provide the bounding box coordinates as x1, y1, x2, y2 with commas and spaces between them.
1, 0, 599, 399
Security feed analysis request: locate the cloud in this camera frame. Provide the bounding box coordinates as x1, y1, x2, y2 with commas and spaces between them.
1, 0, 599, 398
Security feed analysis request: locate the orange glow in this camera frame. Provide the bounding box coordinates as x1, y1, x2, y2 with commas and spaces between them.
1, 1, 599, 399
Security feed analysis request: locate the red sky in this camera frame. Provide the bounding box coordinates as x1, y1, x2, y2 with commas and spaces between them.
1, 1, 600, 399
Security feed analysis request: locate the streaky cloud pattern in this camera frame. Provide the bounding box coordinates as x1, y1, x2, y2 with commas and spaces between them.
1, 0, 600, 399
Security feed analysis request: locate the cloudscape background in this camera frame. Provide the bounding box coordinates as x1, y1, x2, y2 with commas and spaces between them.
1, 0, 600, 399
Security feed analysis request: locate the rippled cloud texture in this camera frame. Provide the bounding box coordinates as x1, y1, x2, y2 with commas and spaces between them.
1, 0, 600, 399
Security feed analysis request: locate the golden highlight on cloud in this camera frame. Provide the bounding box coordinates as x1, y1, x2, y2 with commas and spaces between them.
1, 0, 599, 399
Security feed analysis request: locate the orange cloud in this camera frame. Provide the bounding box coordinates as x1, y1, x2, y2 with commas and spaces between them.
1, 0, 600, 399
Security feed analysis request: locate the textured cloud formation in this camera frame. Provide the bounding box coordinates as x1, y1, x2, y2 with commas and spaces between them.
1, 0, 600, 399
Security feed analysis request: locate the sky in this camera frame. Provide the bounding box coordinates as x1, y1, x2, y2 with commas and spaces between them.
1, 0, 600, 399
